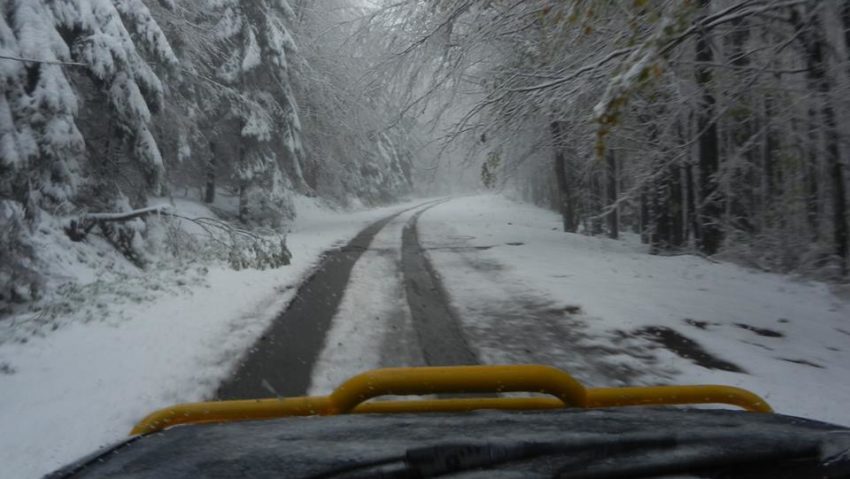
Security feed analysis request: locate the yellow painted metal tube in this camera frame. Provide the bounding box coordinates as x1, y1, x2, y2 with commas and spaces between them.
587, 385, 774, 413
327, 365, 588, 414
130, 396, 333, 436
130, 365, 774, 436
353, 397, 566, 414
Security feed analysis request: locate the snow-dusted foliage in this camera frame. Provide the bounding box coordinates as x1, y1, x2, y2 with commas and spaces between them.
1, 2, 82, 210
0, 200, 40, 304
383, 0, 850, 279
292, 0, 414, 205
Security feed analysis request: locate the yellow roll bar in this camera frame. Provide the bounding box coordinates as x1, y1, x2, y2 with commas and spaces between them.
131, 365, 772, 436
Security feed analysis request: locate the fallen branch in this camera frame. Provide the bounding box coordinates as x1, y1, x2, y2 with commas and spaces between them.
64, 205, 291, 269
65, 205, 172, 241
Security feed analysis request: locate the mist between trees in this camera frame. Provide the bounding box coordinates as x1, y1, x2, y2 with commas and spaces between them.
1, 1, 416, 304
379, 0, 850, 280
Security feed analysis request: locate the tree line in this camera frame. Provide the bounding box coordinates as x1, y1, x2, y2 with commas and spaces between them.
0, 0, 416, 303
1, 0, 414, 226
380, 0, 850, 279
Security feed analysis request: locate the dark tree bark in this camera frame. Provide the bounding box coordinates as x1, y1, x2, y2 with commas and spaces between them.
805, 107, 821, 240
640, 186, 650, 244
652, 177, 671, 253
727, 17, 756, 235
695, 0, 724, 255
843, 1, 850, 68
205, 141, 217, 204
793, 5, 848, 273
761, 93, 778, 229
606, 148, 619, 239
686, 163, 700, 247
589, 171, 605, 236
669, 161, 685, 248
551, 121, 577, 232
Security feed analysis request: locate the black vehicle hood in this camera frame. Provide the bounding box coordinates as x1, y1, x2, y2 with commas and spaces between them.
49, 408, 848, 479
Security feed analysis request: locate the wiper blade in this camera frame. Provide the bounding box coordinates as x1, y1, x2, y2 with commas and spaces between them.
308, 431, 850, 479
406, 434, 678, 478
307, 433, 676, 479
555, 437, 822, 479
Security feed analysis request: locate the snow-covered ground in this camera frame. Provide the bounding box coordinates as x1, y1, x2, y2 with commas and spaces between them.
0, 196, 425, 479
419, 195, 850, 426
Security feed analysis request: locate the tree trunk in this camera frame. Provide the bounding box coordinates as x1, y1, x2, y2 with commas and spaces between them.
648, 179, 665, 254
805, 107, 820, 240
727, 16, 756, 235
640, 186, 650, 244
590, 171, 604, 236
686, 163, 700, 247
606, 148, 619, 239
793, 5, 848, 273
205, 141, 217, 204
695, 0, 724, 255
669, 161, 685, 248
761, 93, 778, 232
551, 121, 577, 232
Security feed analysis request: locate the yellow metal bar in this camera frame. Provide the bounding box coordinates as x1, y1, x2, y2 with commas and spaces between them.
130, 365, 774, 436
587, 385, 774, 413
130, 396, 333, 436
327, 365, 587, 414
353, 397, 566, 414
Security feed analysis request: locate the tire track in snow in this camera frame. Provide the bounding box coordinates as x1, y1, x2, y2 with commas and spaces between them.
307, 210, 426, 395
401, 202, 479, 367
216, 201, 437, 400
417, 200, 675, 388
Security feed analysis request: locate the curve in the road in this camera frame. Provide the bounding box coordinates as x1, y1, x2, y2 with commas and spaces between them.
401, 202, 479, 366
216, 201, 439, 400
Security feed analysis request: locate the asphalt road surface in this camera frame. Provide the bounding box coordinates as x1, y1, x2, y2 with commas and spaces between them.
216, 200, 476, 400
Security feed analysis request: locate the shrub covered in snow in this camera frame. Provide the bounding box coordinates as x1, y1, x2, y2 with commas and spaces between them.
0, 201, 41, 306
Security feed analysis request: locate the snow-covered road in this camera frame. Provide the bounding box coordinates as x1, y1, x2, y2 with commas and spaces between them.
417, 196, 850, 425
311, 194, 850, 429
308, 207, 427, 395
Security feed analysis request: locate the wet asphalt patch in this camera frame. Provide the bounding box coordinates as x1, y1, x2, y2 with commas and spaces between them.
734, 323, 785, 338
634, 326, 746, 373
778, 357, 825, 369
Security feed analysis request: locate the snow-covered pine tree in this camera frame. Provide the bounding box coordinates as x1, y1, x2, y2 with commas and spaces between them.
2, 0, 179, 211
1, 0, 179, 300
202, 0, 304, 229
53, 0, 178, 203
1, 1, 83, 213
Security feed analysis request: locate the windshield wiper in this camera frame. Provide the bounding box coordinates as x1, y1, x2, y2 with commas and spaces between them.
306, 431, 850, 479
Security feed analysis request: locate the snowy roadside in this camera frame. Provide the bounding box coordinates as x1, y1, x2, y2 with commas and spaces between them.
0, 196, 424, 479
419, 195, 850, 426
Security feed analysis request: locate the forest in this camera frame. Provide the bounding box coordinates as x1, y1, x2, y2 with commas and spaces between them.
379, 0, 850, 279
1, 0, 416, 304
2, 0, 850, 307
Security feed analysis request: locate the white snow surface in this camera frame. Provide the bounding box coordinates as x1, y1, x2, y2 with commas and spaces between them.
417, 195, 850, 426
0, 195, 425, 479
